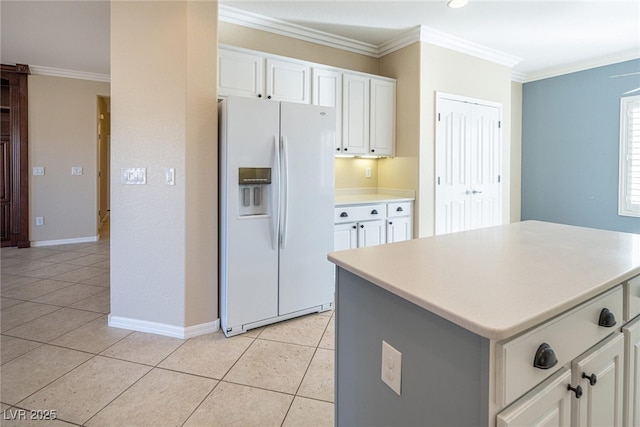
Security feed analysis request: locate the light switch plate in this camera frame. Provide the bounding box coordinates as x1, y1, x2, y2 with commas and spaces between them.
71, 166, 83, 176
381, 340, 402, 395
33, 167, 45, 176
165, 168, 175, 186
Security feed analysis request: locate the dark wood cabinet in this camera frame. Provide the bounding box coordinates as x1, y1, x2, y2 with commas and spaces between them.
1, 64, 30, 248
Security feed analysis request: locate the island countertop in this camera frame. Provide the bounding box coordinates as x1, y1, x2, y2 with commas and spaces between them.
328, 220, 640, 340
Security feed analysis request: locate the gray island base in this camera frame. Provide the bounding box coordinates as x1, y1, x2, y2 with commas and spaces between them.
336, 267, 490, 426
329, 221, 640, 427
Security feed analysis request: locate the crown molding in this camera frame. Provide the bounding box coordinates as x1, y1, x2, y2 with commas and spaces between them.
522, 50, 640, 83
218, 4, 379, 57
29, 65, 110, 82
417, 25, 522, 69
219, 5, 522, 69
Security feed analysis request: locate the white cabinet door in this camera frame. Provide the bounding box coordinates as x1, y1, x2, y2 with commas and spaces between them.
334, 222, 358, 251
386, 217, 411, 244
571, 332, 625, 427
358, 219, 386, 248
218, 49, 264, 98
342, 73, 370, 155
624, 316, 640, 427
369, 78, 396, 156
497, 368, 572, 427
265, 58, 310, 104
313, 68, 342, 153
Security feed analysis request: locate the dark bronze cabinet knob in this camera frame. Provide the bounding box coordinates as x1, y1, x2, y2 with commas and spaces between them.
533, 343, 558, 369
598, 308, 616, 327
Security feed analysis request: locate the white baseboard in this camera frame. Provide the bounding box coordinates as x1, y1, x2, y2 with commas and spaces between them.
108, 315, 220, 339
31, 235, 100, 247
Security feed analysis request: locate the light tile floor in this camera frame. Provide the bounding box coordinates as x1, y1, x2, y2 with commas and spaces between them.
1, 222, 335, 426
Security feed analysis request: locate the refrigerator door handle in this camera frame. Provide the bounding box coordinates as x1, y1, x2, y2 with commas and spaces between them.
272, 135, 280, 250
281, 136, 289, 249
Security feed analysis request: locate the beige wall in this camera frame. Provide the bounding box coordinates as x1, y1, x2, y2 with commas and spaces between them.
418, 43, 513, 237
378, 42, 421, 234
110, 1, 218, 331
28, 75, 110, 243
335, 157, 379, 188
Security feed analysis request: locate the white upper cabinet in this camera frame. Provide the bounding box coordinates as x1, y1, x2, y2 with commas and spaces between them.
370, 78, 396, 156
265, 58, 310, 104
342, 73, 397, 156
312, 68, 342, 152
218, 46, 396, 157
218, 49, 264, 98
342, 73, 370, 155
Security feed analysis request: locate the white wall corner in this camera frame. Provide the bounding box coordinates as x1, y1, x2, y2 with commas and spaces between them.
108, 315, 220, 339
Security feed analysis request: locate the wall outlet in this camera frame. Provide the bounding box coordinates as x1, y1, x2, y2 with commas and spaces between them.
33, 167, 45, 176
35, 217, 44, 226
365, 167, 372, 178
71, 166, 83, 175
381, 340, 402, 395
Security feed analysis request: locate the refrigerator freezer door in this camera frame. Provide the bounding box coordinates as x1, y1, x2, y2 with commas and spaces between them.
278, 102, 336, 315
220, 97, 281, 332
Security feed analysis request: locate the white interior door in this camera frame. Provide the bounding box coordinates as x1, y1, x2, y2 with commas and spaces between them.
435, 95, 502, 235
469, 103, 502, 230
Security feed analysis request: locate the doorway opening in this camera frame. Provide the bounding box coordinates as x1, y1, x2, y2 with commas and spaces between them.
97, 96, 110, 239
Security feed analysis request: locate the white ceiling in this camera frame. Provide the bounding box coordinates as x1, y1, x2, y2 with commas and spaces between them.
1, 0, 639, 81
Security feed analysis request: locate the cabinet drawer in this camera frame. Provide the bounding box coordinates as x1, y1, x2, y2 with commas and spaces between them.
334, 205, 385, 223
625, 274, 640, 321
496, 286, 623, 407
387, 202, 411, 218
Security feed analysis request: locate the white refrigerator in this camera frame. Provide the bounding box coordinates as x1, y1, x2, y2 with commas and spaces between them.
219, 96, 335, 337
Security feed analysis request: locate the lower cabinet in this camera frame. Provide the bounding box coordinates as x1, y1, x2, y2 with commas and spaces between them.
624, 316, 640, 427
571, 333, 625, 427
334, 201, 412, 251
334, 220, 386, 251
497, 368, 572, 427
495, 284, 640, 427
498, 333, 625, 427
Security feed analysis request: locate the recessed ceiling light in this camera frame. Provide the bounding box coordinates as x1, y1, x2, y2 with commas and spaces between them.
447, 0, 468, 8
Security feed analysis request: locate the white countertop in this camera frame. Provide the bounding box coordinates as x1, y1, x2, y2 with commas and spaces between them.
334, 188, 415, 206
328, 221, 640, 341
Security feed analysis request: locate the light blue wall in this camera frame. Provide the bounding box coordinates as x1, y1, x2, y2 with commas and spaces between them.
521, 59, 640, 234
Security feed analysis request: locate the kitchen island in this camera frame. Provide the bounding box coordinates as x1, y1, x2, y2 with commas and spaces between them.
328, 221, 640, 426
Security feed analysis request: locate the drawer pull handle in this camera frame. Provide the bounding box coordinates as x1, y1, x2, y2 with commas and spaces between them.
340, 212, 349, 218
567, 384, 583, 399
533, 343, 558, 370
396, 207, 403, 212
582, 372, 597, 386
371, 209, 379, 215
598, 308, 617, 328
